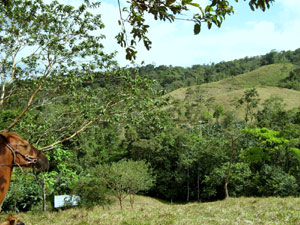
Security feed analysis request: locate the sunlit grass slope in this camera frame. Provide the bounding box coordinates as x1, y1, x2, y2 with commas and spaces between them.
167, 63, 300, 118
7, 196, 300, 224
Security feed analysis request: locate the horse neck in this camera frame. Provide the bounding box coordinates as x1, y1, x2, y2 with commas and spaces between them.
0, 167, 13, 206
0, 144, 14, 203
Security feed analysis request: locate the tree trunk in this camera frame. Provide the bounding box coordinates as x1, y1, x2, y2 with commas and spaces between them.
225, 137, 235, 199
187, 168, 190, 202
197, 169, 200, 202
129, 194, 135, 209
119, 197, 123, 210
42, 176, 46, 212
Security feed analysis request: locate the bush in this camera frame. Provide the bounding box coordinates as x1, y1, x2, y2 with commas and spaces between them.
250, 165, 298, 197
70, 174, 110, 208
202, 162, 252, 200
96, 159, 155, 209
70, 159, 155, 209
2, 170, 42, 212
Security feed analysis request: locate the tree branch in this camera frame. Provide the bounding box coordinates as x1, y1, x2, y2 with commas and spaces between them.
0, 52, 17, 106
3, 53, 58, 132
40, 100, 124, 151
3, 86, 42, 132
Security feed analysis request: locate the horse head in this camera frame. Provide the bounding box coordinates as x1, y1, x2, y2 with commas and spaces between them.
0, 132, 49, 171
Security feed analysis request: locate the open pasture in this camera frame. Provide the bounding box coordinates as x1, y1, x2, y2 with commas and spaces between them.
3, 196, 300, 225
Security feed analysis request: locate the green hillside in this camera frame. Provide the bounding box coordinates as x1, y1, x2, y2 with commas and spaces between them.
166, 63, 300, 120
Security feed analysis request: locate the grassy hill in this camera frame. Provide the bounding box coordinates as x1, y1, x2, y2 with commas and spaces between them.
7, 196, 300, 224
166, 63, 300, 120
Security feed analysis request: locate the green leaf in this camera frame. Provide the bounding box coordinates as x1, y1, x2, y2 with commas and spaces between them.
194, 23, 201, 35
207, 21, 212, 29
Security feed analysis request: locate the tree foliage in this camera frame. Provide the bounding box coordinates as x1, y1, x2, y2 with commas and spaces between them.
115, 0, 275, 60
95, 159, 155, 209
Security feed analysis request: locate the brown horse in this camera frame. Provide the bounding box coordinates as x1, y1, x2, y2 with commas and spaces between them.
0, 132, 49, 205
0, 213, 24, 225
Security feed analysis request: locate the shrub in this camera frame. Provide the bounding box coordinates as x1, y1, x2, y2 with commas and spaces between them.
70, 174, 110, 208
202, 162, 252, 200
250, 165, 298, 197
2, 170, 42, 212
96, 159, 155, 209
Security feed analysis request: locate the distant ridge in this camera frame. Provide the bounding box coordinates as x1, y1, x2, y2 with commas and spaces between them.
166, 63, 300, 120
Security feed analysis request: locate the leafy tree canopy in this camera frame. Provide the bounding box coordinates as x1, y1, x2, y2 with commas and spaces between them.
114, 0, 275, 60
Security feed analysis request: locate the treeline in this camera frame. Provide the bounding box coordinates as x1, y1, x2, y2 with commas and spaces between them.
132, 48, 300, 92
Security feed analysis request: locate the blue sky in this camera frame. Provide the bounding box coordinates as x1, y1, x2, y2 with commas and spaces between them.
93, 0, 300, 67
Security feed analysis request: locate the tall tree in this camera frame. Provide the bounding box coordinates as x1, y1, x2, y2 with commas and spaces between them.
0, 0, 160, 150
238, 88, 260, 123
0, 0, 113, 132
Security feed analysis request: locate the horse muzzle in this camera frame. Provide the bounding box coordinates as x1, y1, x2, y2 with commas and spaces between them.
36, 151, 49, 171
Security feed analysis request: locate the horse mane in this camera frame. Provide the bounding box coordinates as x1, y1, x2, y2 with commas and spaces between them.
0, 132, 25, 141
0, 132, 28, 146
4, 132, 23, 139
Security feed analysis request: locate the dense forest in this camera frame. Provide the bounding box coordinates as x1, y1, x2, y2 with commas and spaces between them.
1, 0, 300, 213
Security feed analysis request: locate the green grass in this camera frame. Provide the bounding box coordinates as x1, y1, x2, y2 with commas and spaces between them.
4, 196, 300, 224
166, 63, 300, 119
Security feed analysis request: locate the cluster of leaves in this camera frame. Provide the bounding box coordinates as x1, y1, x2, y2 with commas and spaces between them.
115, 0, 274, 60
2, 171, 42, 212
1, 0, 275, 61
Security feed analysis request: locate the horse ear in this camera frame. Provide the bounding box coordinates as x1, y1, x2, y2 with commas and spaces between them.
8, 213, 16, 225
10, 219, 16, 225
0, 133, 7, 143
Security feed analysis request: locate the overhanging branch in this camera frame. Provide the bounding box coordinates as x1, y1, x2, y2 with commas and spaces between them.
40, 100, 124, 151
3, 53, 58, 132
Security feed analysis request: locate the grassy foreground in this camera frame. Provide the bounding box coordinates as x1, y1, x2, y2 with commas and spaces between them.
2, 196, 300, 225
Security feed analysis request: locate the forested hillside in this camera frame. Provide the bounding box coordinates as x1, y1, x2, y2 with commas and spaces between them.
166, 63, 300, 123
133, 49, 300, 92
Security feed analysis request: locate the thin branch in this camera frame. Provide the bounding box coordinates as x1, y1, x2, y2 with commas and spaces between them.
0, 52, 17, 105
4, 52, 58, 132
4, 86, 41, 132
40, 115, 102, 151
35, 116, 78, 146
40, 100, 124, 151
118, 0, 128, 44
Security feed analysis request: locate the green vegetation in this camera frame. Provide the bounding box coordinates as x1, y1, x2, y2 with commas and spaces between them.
2, 0, 300, 222
3, 196, 300, 224
166, 63, 300, 121
71, 159, 155, 209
